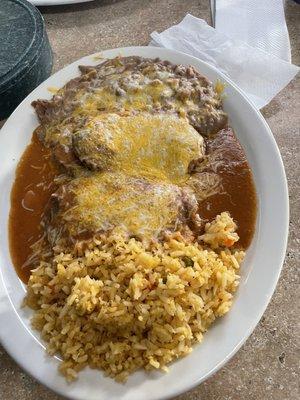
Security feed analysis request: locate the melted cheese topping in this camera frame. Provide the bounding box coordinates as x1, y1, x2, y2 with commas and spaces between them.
73, 113, 204, 184
74, 73, 179, 116
58, 113, 204, 239
62, 172, 185, 239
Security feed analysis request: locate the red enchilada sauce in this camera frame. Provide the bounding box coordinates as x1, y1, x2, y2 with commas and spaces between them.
9, 131, 58, 282
9, 129, 257, 283
198, 128, 257, 249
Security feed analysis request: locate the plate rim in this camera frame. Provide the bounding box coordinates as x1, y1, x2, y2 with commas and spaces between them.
0, 45, 289, 400
29, 0, 94, 6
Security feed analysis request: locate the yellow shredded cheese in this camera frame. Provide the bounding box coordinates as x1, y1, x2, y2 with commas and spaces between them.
74, 113, 204, 184
64, 171, 184, 239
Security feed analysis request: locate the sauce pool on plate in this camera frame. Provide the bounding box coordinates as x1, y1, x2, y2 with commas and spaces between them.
9, 131, 58, 282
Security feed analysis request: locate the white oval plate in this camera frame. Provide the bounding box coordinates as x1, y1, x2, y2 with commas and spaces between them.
0, 46, 289, 400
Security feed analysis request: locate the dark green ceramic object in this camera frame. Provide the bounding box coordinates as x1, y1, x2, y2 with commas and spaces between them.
0, 0, 53, 119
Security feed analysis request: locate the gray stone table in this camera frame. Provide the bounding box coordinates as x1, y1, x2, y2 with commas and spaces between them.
0, 1, 299, 399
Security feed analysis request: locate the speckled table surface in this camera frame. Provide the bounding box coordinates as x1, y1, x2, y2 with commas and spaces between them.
0, 0, 299, 399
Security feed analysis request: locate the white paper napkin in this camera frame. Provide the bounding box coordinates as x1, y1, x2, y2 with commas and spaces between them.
215, 0, 292, 62
150, 14, 299, 109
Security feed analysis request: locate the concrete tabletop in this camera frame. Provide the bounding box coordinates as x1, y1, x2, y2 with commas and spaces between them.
0, 1, 299, 399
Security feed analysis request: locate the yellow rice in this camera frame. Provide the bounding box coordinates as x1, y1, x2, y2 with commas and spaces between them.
25, 212, 244, 382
